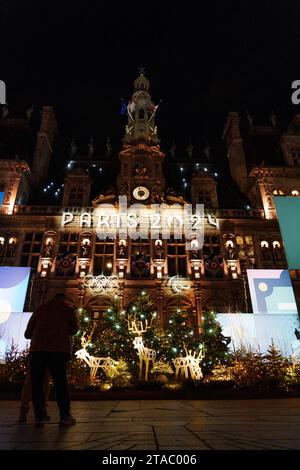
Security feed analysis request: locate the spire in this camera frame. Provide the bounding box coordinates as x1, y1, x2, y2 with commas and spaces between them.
123, 68, 160, 146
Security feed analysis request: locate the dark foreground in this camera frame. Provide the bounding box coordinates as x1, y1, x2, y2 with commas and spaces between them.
0, 399, 300, 450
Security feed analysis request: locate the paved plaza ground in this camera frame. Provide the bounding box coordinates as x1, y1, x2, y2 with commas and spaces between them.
0, 399, 300, 450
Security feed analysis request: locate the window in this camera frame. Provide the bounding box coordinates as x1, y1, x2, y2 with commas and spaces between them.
138, 109, 144, 120
292, 190, 299, 196
21, 232, 43, 270
56, 232, 79, 276
290, 147, 300, 166
203, 235, 220, 255
261, 240, 269, 248
197, 190, 212, 207
69, 187, 84, 205
273, 189, 285, 196
93, 238, 115, 276
236, 235, 254, 257
167, 236, 187, 276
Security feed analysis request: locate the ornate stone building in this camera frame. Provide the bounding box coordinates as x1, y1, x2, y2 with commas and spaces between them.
0, 72, 299, 330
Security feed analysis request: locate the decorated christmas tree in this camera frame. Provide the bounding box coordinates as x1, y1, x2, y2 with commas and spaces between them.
164, 308, 198, 362
199, 311, 230, 374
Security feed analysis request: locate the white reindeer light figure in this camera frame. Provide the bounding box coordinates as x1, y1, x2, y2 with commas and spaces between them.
128, 316, 156, 381
75, 328, 118, 383
173, 344, 205, 381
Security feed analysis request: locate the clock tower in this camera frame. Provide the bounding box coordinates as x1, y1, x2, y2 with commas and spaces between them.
117, 69, 165, 204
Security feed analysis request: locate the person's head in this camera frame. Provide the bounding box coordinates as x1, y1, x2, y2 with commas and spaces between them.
54, 292, 66, 302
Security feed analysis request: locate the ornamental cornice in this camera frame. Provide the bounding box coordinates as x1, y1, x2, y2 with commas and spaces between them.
249, 166, 300, 179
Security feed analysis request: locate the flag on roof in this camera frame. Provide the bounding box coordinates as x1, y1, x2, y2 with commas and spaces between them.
119, 98, 127, 115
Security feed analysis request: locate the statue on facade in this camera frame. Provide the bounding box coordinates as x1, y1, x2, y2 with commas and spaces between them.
170, 140, 176, 158
225, 243, 236, 260
186, 140, 194, 159
270, 110, 277, 127
246, 111, 254, 128
203, 142, 211, 161
80, 240, 91, 258
43, 239, 54, 257
88, 137, 95, 158
117, 240, 127, 258
70, 138, 77, 158
26, 104, 34, 121
154, 240, 164, 259
106, 137, 112, 157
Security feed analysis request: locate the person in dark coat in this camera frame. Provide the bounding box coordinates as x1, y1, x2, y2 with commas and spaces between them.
25, 292, 78, 427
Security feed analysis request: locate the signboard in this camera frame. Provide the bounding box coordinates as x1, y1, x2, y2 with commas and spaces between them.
274, 196, 300, 269
247, 269, 298, 314
0, 267, 31, 316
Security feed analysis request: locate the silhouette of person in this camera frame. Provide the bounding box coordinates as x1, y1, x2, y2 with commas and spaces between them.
25, 292, 78, 427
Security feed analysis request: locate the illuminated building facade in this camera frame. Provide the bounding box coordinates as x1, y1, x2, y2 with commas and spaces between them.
0, 71, 299, 330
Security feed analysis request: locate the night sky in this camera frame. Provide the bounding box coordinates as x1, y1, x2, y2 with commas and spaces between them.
1, 1, 300, 171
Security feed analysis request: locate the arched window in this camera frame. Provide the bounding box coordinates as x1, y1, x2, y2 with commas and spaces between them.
292, 190, 299, 196
272, 241, 281, 249
261, 240, 269, 248
273, 189, 285, 196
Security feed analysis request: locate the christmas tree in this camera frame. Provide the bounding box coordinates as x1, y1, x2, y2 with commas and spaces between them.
264, 340, 287, 388
164, 308, 198, 362
199, 311, 230, 374
93, 290, 163, 377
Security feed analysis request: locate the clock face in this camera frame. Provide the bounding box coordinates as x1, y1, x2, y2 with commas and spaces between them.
133, 186, 150, 201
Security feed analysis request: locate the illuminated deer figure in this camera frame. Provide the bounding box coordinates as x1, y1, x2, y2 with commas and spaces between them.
75, 326, 118, 383
173, 344, 205, 381
128, 316, 156, 381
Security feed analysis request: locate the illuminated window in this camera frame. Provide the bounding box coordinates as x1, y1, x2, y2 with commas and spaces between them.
94, 237, 115, 276
273, 189, 285, 196
292, 190, 299, 196
225, 240, 234, 249
261, 240, 269, 248
273, 241, 281, 249
235, 235, 254, 257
